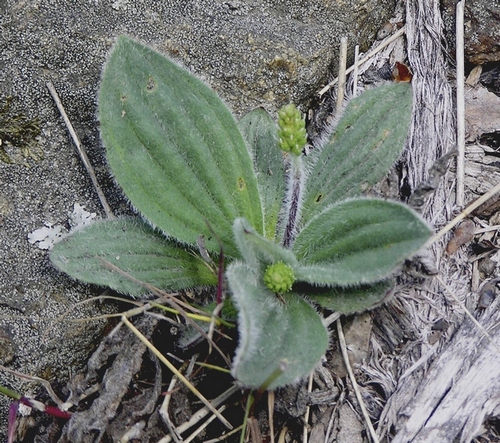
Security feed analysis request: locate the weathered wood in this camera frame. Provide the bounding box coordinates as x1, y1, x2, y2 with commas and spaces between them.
365, 0, 500, 442
389, 296, 500, 442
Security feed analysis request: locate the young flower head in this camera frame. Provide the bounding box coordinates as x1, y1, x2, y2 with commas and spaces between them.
263, 261, 296, 293
278, 104, 307, 156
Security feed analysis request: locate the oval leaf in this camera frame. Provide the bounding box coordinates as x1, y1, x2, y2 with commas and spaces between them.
292, 198, 432, 286
50, 218, 217, 295
301, 83, 413, 226
233, 218, 297, 271
239, 108, 285, 240
99, 36, 263, 257
227, 262, 328, 390
303, 280, 394, 314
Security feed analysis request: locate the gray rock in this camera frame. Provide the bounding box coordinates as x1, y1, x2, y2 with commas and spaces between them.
442, 0, 500, 64
0, 0, 394, 437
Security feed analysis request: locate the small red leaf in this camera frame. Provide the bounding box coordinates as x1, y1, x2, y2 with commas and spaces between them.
393, 62, 413, 83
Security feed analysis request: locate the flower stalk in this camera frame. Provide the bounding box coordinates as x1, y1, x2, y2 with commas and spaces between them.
277, 104, 307, 247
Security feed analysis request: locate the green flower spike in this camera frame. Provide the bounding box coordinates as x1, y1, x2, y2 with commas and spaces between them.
263, 261, 296, 293
278, 104, 307, 156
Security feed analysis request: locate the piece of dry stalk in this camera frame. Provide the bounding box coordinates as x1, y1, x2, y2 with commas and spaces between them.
456, 0, 466, 208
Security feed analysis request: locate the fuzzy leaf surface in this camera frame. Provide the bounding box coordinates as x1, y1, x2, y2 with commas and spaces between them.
227, 262, 328, 389
99, 36, 263, 257
303, 280, 394, 314
239, 108, 285, 240
293, 198, 431, 286
301, 83, 412, 225
233, 218, 297, 271
50, 218, 217, 295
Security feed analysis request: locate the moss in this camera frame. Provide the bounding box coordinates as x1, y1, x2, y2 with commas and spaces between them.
0, 96, 42, 164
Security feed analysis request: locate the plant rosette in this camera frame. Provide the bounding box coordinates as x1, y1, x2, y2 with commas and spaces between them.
50, 36, 431, 390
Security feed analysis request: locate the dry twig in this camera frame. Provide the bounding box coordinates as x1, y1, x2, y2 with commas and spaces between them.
100, 258, 232, 366
121, 316, 233, 429
424, 181, 500, 249
160, 376, 184, 443
336, 319, 379, 443
46, 81, 114, 218
456, 0, 466, 207
318, 27, 405, 96
183, 405, 228, 443
436, 275, 500, 355
336, 37, 348, 114
352, 45, 360, 97
268, 390, 275, 443
302, 372, 314, 443
157, 381, 240, 442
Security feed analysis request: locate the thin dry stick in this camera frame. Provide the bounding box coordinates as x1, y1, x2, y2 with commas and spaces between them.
336, 36, 348, 114
203, 425, 245, 443
336, 319, 379, 443
46, 81, 115, 219
183, 405, 227, 443
121, 315, 233, 430
101, 258, 232, 366
352, 44, 360, 97
424, 181, 500, 249
436, 275, 500, 355
456, 1, 466, 207
323, 311, 341, 327
278, 426, 288, 443
42, 295, 195, 336
475, 225, 500, 234
302, 371, 314, 443
319, 26, 406, 96
160, 376, 184, 443
118, 421, 146, 441
268, 390, 275, 443
158, 384, 241, 443
325, 390, 344, 443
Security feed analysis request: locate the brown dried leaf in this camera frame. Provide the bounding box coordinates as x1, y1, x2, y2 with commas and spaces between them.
446, 219, 476, 255
465, 85, 500, 140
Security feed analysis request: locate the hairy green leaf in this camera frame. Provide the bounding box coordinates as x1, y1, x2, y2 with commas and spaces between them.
233, 218, 297, 270
239, 108, 285, 240
99, 36, 263, 257
303, 280, 394, 314
50, 218, 217, 295
301, 83, 413, 226
227, 262, 328, 389
293, 198, 431, 286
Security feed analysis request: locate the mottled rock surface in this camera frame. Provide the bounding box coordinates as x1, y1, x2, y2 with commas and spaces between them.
442, 0, 500, 64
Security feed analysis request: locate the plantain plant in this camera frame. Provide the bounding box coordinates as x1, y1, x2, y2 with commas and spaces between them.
50, 36, 431, 390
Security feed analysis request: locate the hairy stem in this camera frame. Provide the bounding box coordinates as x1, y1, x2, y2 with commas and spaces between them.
282, 154, 305, 248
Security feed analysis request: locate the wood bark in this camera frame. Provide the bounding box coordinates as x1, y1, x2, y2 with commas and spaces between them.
365, 1, 500, 442
390, 297, 500, 442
